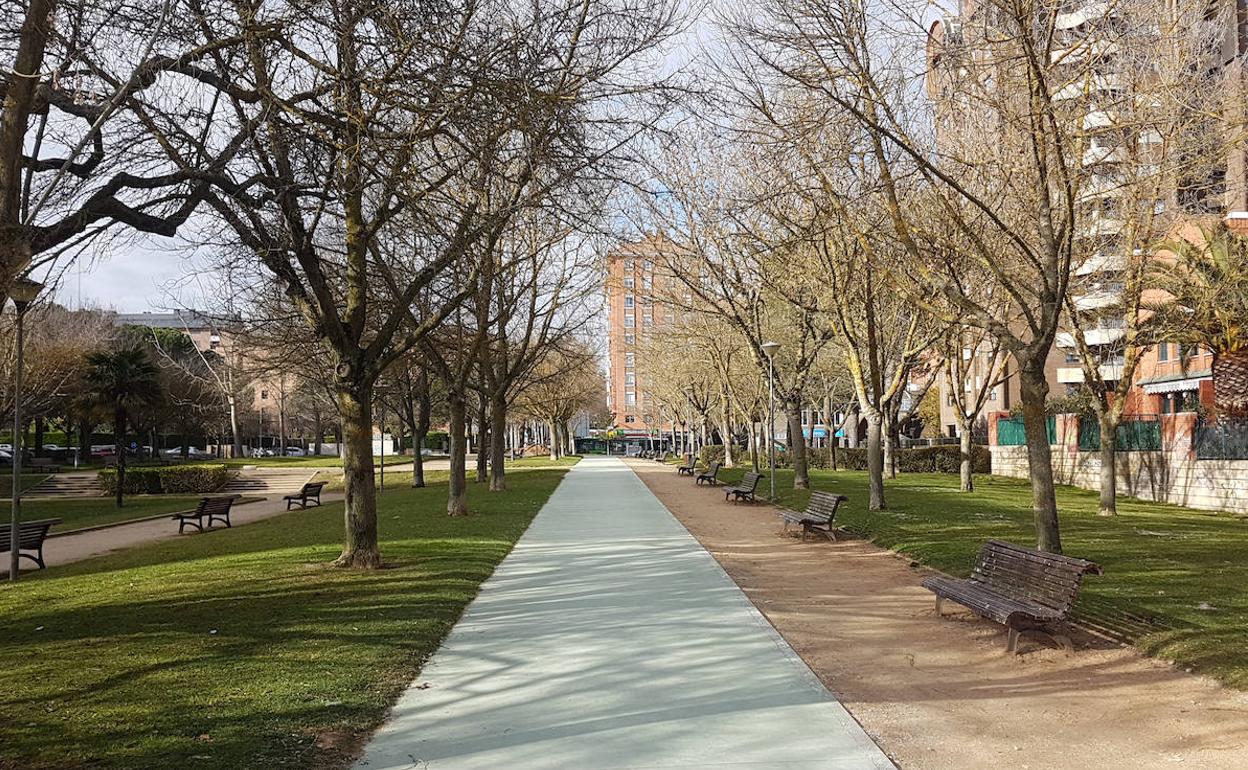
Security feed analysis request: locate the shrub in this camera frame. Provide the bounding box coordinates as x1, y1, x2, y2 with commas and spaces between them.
98, 464, 233, 495
698, 444, 725, 466
804, 445, 991, 474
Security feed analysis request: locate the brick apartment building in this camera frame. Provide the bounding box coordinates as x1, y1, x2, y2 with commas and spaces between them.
603, 239, 677, 439
929, 0, 1248, 439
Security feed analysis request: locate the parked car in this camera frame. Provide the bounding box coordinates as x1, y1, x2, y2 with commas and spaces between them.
283, 447, 306, 457
163, 446, 211, 458
41, 444, 63, 452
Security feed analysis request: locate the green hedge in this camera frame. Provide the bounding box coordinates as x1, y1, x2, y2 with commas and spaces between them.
699, 443, 989, 474
698, 445, 726, 466
98, 464, 233, 495
808, 445, 990, 473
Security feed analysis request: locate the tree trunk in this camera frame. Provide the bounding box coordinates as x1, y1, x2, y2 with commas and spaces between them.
413, 369, 430, 488
447, 390, 469, 516
474, 397, 488, 482
1212, 349, 1248, 416
748, 420, 759, 471
1097, 411, 1118, 516
114, 408, 127, 509
719, 401, 734, 468
1019, 363, 1062, 553
33, 417, 43, 457
846, 405, 861, 448
333, 385, 381, 568
866, 410, 885, 510
959, 419, 974, 492
489, 392, 507, 491
313, 409, 323, 457
882, 410, 896, 480
77, 419, 91, 467
549, 420, 559, 460
786, 399, 809, 489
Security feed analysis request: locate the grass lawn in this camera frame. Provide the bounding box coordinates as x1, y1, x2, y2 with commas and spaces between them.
220, 455, 415, 469
19, 495, 208, 531
0, 474, 51, 495
0, 466, 567, 769
710, 464, 1248, 689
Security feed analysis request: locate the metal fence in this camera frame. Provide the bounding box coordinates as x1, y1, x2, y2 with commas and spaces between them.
996, 415, 1057, 446
1077, 414, 1162, 452
1195, 417, 1248, 460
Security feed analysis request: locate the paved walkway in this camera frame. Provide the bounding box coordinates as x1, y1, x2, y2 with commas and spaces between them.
1, 491, 343, 576
355, 456, 893, 770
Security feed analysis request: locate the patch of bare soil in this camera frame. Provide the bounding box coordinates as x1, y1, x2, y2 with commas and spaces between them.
627, 459, 1248, 770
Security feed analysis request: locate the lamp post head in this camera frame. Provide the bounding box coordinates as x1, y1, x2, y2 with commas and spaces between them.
761, 341, 781, 359
9, 277, 43, 311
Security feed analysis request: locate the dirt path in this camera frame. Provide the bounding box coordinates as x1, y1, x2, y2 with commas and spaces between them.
626, 459, 1248, 770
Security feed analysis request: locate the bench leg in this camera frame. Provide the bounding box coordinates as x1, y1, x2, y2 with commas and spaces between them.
934, 595, 944, 616
1006, 628, 1020, 654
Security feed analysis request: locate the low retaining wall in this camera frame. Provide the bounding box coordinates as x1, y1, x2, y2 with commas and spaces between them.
990, 445, 1248, 515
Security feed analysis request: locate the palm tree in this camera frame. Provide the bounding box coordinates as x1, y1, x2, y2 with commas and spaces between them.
83, 347, 163, 507
1153, 223, 1248, 416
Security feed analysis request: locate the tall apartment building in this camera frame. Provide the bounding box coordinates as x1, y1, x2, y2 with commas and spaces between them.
603, 239, 673, 438
929, 0, 1248, 436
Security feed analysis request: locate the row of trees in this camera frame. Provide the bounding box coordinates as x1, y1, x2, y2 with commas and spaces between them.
625, 0, 1248, 554
4, 0, 661, 568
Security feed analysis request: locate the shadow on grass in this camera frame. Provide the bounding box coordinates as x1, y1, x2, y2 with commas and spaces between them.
0, 469, 568, 770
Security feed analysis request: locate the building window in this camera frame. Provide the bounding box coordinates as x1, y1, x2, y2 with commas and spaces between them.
623, 259, 634, 272
625, 391, 637, 406
625, 372, 636, 386
624, 333, 635, 345
624, 414, 636, 423
624, 295, 635, 308
625, 352, 635, 368
642, 274, 653, 289
1158, 342, 1169, 361
1065, 351, 1080, 364
623, 277, 634, 289
624, 314, 635, 328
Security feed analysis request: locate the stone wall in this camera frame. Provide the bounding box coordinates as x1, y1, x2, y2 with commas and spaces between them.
988, 411, 1248, 515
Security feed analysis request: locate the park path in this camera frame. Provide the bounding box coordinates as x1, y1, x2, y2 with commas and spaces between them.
2, 486, 344, 577
354, 456, 894, 770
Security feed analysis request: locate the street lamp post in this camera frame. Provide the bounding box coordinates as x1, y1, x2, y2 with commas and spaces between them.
761, 341, 781, 501
9, 278, 43, 581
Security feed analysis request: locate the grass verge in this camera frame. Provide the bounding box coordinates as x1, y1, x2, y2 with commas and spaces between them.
0, 466, 567, 769
705, 464, 1248, 689
22, 495, 208, 531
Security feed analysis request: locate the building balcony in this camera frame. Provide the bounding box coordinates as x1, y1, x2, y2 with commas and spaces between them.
1058, 363, 1124, 384
1075, 252, 1125, 276
1056, 327, 1125, 349
1074, 288, 1122, 310
1056, 2, 1111, 31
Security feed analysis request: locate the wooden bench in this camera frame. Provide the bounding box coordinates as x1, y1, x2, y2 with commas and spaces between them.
172, 495, 238, 534
29, 457, 60, 474
695, 460, 722, 486
779, 491, 847, 541
922, 539, 1103, 653
283, 481, 326, 510
676, 454, 696, 476
0, 518, 61, 571
725, 471, 762, 503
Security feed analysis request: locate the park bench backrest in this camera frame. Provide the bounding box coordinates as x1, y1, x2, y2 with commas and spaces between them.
805, 491, 847, 523
31, 458, 54, 466
304, 481, 326, 494
740, 471, 761, 490
705, 461, 721, 475
969, 539, 1102, 614
197, 496, 236, 517
0, 519, 60, 553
